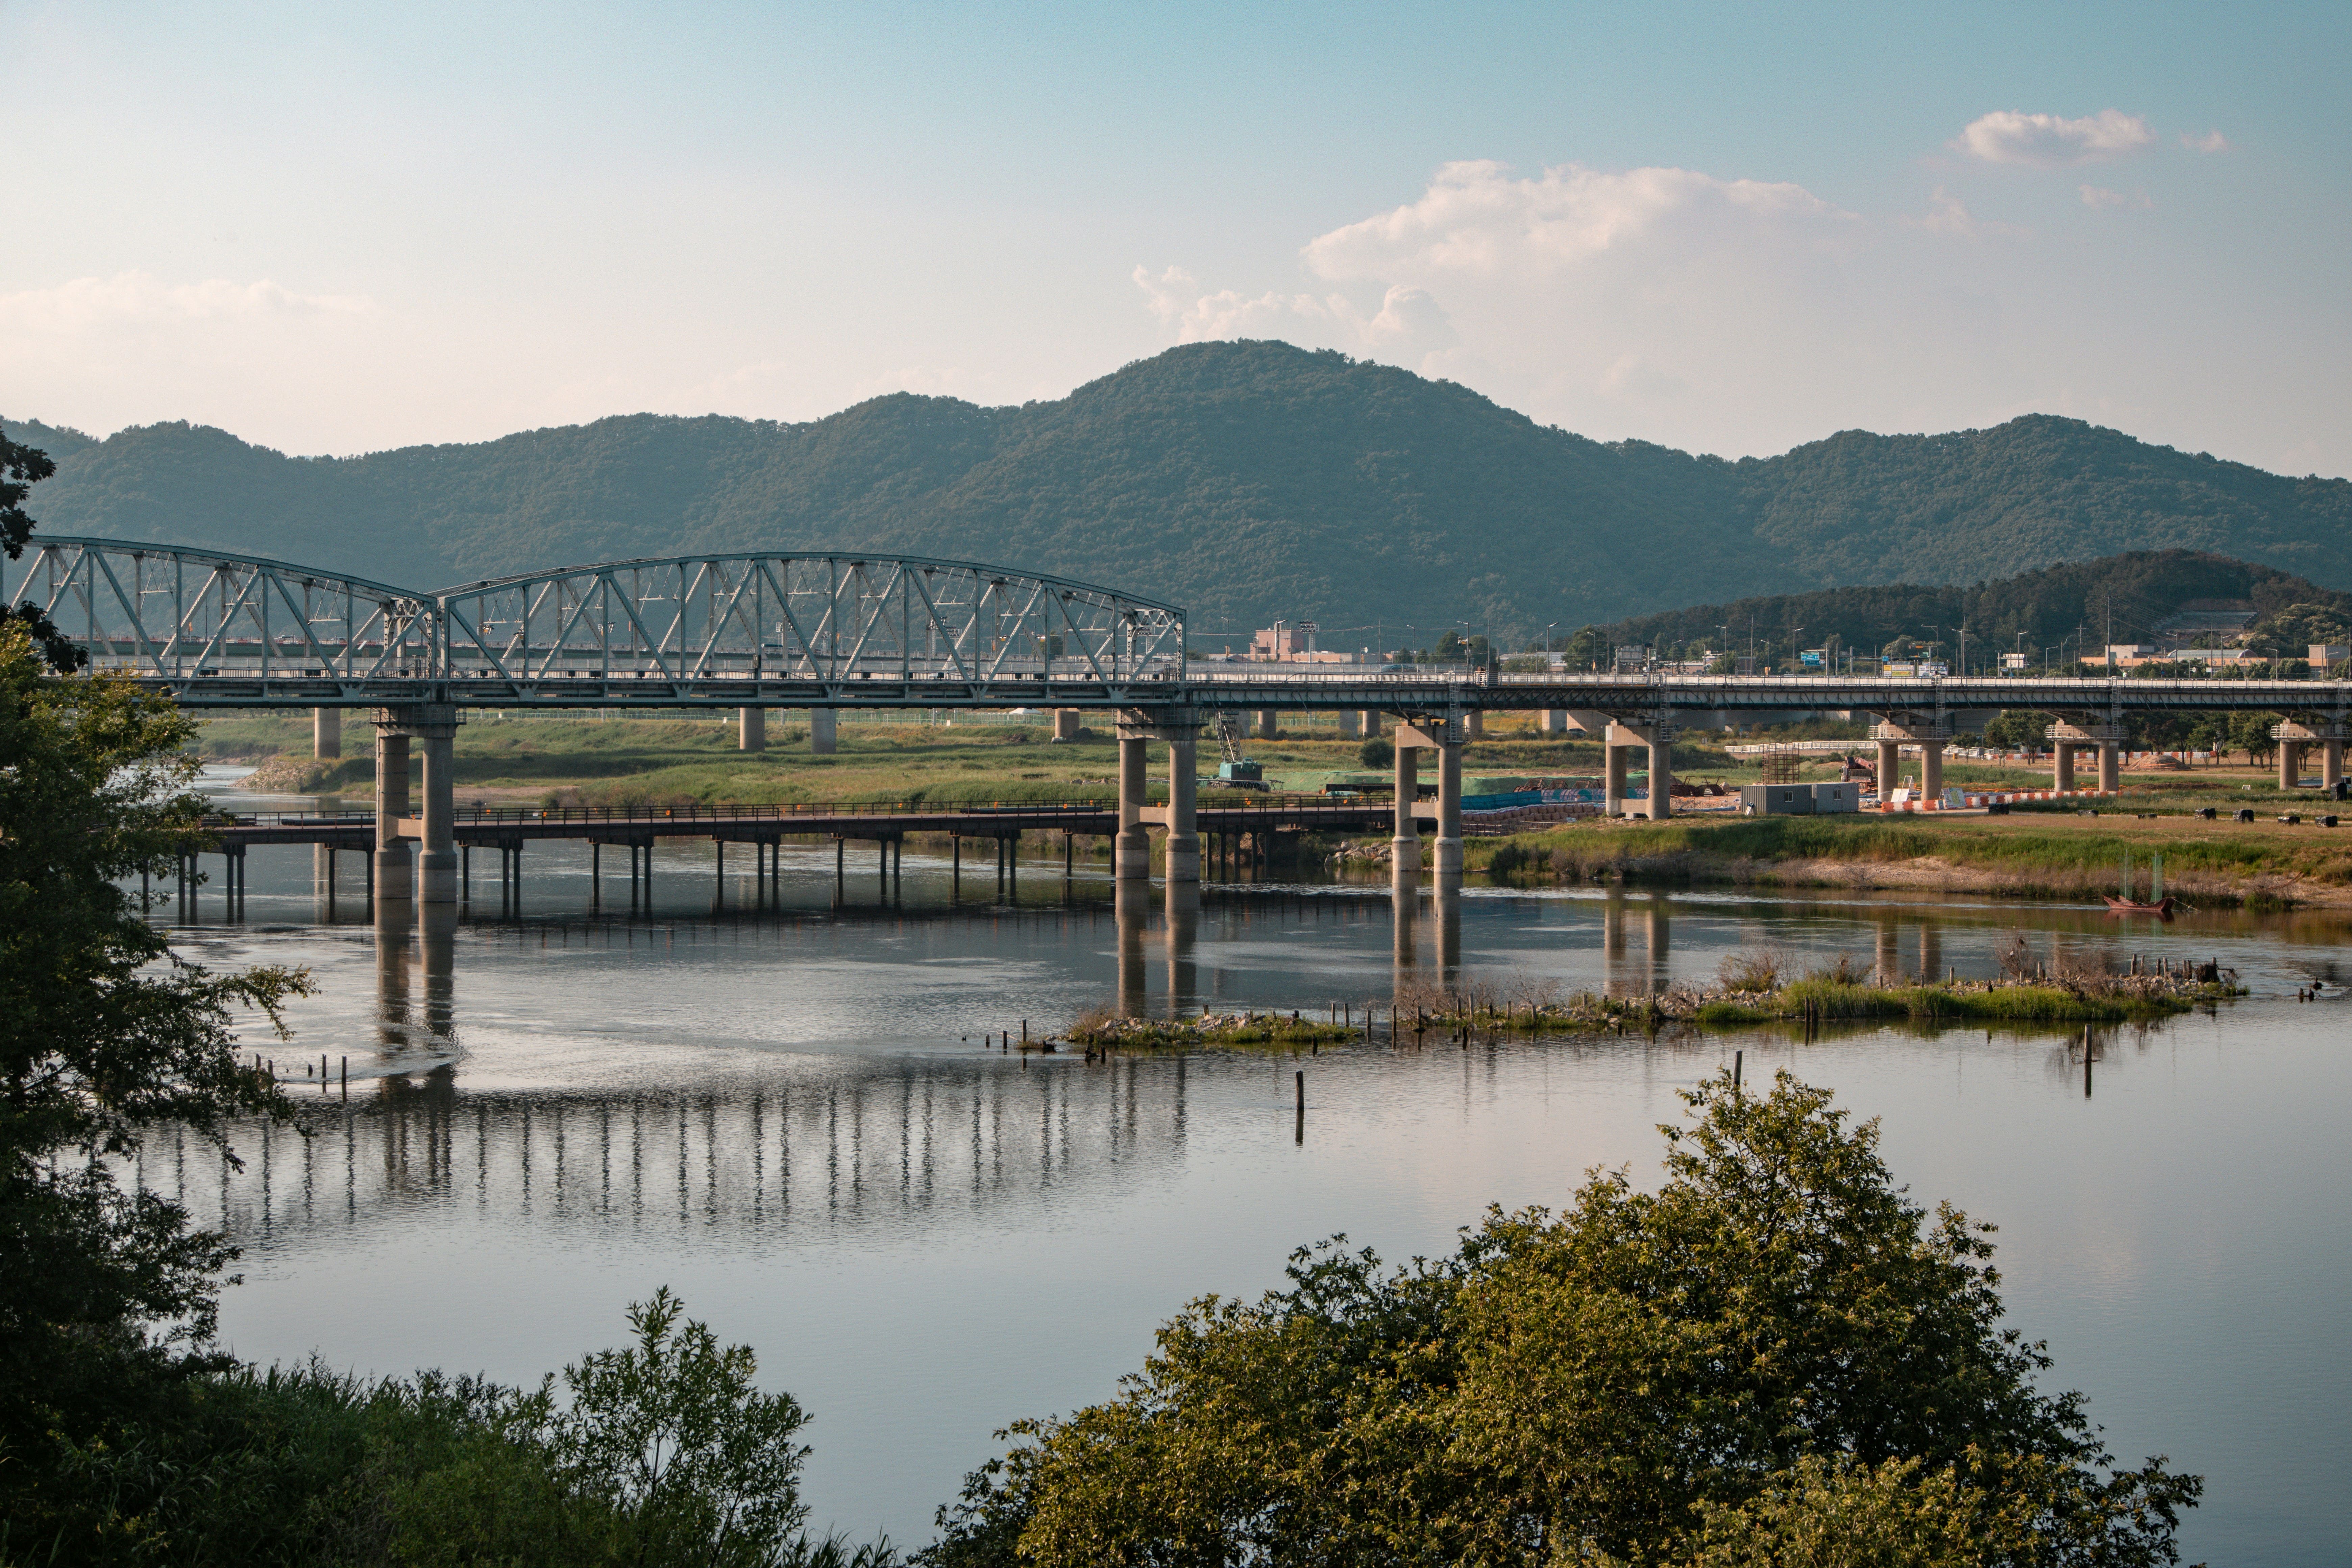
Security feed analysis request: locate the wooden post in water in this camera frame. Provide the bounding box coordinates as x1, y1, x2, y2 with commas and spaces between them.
1733, 1049, 1743, 1091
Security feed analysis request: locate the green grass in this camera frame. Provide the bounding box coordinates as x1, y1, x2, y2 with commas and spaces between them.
1466, 809, 2352, 899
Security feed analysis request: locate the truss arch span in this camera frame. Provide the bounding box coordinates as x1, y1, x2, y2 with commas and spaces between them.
428, 550, 1187, 683
6, 536, 441, 680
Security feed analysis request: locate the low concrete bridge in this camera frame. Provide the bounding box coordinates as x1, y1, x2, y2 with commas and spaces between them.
181, 796, 1410, 914
18, 535, 2351, 903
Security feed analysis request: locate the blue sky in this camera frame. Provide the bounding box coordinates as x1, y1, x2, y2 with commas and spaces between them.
5, 1, 2346, 474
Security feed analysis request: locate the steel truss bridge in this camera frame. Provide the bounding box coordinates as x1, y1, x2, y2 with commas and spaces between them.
10, 536, 2352, 731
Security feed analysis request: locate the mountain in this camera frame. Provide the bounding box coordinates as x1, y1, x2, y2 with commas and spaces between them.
9, 342, 2350, 647
1602, 549, 2352, 668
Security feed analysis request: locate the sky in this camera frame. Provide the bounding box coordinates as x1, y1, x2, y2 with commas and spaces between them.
4, 1, 2348, 475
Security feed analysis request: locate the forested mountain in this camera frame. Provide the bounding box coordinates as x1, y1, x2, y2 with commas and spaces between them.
10, 341, 2350, 646
1602, 550, 2352, 670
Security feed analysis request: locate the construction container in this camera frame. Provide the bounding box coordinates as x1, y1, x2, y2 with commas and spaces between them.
1739, 784, 1816, 815
1811, 781, 1859, 813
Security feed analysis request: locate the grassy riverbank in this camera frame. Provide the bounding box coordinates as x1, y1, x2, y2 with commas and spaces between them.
1469, 805, 2352, 908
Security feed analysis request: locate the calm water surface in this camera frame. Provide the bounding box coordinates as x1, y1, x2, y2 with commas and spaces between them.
164, 772, 2352, 1561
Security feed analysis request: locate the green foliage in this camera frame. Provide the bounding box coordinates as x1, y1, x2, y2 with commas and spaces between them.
546, 1286, 814, 1566
0, 421, 55, 558
1613, 548, 2352, 675
23, 346, 2352, 647
1358, 736, 1394, 769
17, 1294, 889, 1567
0, 623, 316, 1522
922, 1072, 2198, 1566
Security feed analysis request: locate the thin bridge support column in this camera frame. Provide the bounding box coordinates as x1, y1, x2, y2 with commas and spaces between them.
314, 706, 342, 759
2098, 741, 2120, 795
2327, 740, 2345, 792
808, 708, 836, 755
1920, 740, 1944, 803
1875, 738, 1900, 800
1645, 729, 1674, 821
1436, 732, 1464, 874
417, 729, 458, 904
1337, 709, 1361, 739
2053, 743, 2075, 792
373, 728, 413, 902
1391, 736, 1421, 875
739, 707, 766, 751
1115, 733, 1151, 879
1604, 731, 1628, 818
1166, 734, 1199, 883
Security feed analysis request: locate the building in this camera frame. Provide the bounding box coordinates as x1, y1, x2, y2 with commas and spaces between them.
1251, 624, 1309, 660
2000, 652, 2033, 671
2311, 643, 2349, 667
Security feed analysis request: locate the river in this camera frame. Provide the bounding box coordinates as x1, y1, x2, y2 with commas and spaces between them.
160, 769, 2352, 1562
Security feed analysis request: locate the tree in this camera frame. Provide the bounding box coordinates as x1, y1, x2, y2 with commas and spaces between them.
2226, 710, 2280, 767
1562, 626, 1609, 673
1358, 737, 1394, 770
922, 1072, 2198, 1566
0, 618, 311, 1529
545, 1285, 815, 1566
0, 424, 85, 671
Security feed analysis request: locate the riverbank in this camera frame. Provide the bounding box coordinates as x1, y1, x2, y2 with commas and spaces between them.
1457, 808, 2352, 909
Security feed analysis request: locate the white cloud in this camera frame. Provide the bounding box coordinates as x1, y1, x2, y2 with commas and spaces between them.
1300, 160, 1853, 280
2079, 185, 2126, 209
1131, 266, 1456, 363
1134, 161, 1981, 454
0, 271, 372, 332
1955, 109, 2156, 166
2182, 129, 2231, 154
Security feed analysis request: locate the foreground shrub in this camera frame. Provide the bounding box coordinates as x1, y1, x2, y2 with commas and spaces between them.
921, 1072, 2198, 1566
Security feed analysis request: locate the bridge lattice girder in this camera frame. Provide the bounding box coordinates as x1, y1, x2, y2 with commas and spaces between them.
6, 539, 1188, 686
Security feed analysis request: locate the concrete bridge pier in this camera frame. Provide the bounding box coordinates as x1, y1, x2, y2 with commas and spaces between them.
1165, 734, 1200, 883
1464, 711, 1483, 740
1116, 733, 1151, 879
808, 708, 836, 755
1053, 708, 1080, 741
314, 706, 341, 759
1542, 710, 1570, 736
739, 707, 765, 750
1397, 719, 1464, 875
372, 729, 413, 901
2272, 721, 2348, 789
1604, 721, 1674, 820
1875, 738, 1900, 798
1874, 720, 1952, 803
1257, 710, 1278, 740
1391, 735, 1422, 875
1360, 710, 1383, 739
1337, 710, 1361, 739
2049, 721, 2123, 794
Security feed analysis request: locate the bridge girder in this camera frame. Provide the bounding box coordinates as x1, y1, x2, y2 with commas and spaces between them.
7, 538, 1188, 688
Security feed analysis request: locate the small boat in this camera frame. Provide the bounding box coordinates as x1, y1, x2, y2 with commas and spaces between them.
2105, 849, 2175, 917
2103, 893, 2177, 917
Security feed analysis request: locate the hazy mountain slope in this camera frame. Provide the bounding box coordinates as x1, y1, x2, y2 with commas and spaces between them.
13, 341, 2350, 644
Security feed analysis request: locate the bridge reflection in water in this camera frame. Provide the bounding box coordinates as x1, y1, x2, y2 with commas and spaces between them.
167, 1049, 1194, 1246
159, 873, 2159, 1243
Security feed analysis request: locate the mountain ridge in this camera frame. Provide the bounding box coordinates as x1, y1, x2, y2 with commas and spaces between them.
9, 341, 2348, 645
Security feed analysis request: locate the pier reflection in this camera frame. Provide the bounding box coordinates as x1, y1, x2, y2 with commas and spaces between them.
184, 1053, 1193, 1246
